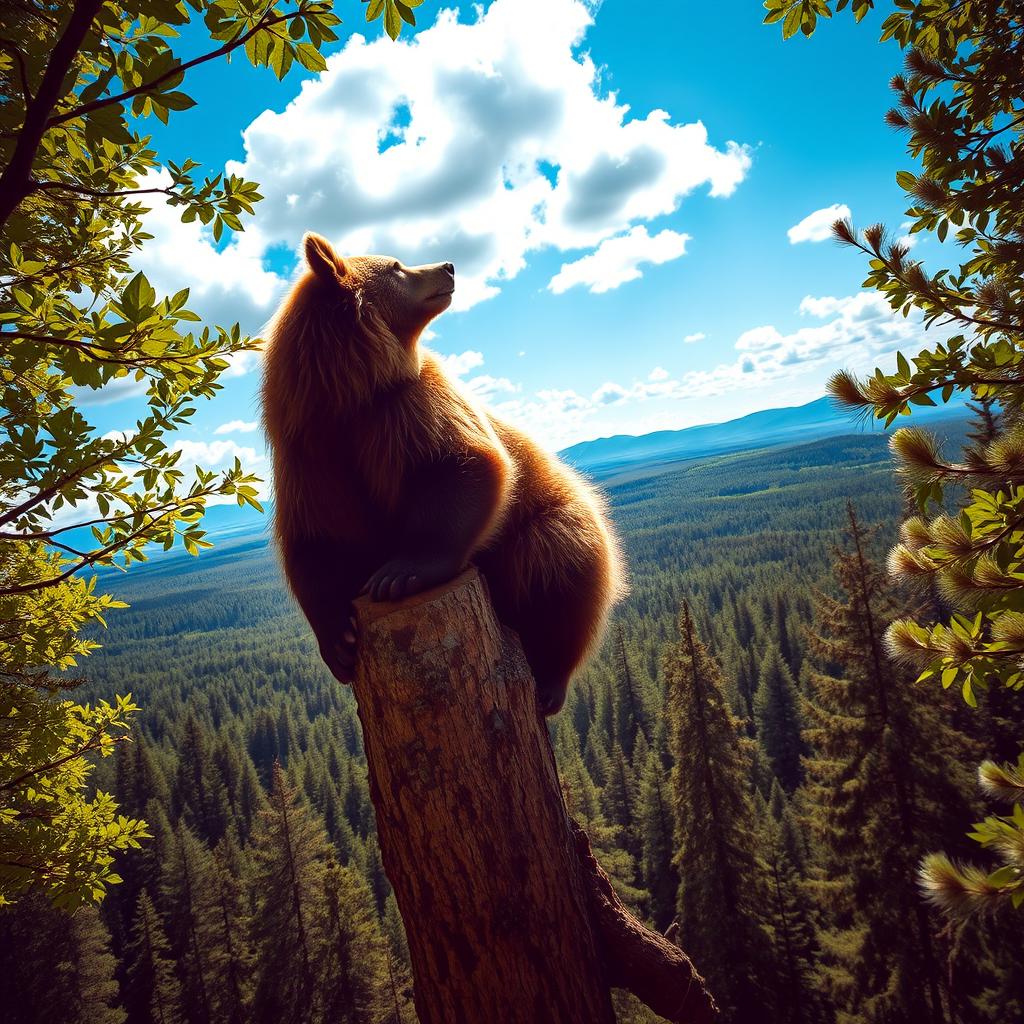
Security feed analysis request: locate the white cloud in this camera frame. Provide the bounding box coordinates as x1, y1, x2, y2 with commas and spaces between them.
132, 170, 285, 335
214, 419, 259, 435
787, 203, 851, 244
136, 0, 749, 326
428, 349, 517, 399
485, 291, 959, 448
897, 221, 918, 249
548, 226, 689, 294
432, 349, 484, 378
464, 374, 519, 399
683, 331, 705, 344
171, 439, 264, 471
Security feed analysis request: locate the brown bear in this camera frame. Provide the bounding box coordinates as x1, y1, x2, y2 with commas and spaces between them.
261, 233, 626, 714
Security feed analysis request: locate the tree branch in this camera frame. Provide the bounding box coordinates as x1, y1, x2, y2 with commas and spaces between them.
0, 38, 33, 105
0, 0, 103, 233
45, 7, 299, 129
27, 179, 181, 201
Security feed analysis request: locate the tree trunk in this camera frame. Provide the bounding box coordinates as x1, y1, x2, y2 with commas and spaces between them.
352, 569, 717, 1024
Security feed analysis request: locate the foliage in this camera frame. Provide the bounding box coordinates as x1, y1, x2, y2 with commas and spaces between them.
802, 506, 979, 1023
763, 0, 873, 40
664, 602, 777, 1023
753, 642, 805, 791
0, 891, 125, 1024
770, 0, 1024, 925
921, 754, 1024, 918
123, 889, 183, 1024
769, 0, 1024, 920
362, 0, 424, 40
759, 786, 825, 1024
0, 0, 416, 907
0, 683, 147, 908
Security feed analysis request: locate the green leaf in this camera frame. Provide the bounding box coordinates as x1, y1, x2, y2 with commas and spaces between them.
385, 1, 402, 39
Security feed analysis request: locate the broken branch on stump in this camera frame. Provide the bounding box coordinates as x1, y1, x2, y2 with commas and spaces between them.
352, 568, 717, 1024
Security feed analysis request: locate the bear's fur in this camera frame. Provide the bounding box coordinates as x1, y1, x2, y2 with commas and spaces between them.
261, 233, 625, 714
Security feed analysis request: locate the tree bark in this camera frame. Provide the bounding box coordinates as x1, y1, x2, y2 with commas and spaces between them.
352, 568, 717, 1024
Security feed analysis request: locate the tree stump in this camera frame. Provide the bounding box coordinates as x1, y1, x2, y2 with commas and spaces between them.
352, 568, 716, 1024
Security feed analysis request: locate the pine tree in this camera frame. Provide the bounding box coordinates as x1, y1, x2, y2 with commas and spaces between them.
612, 624, 645, 754
634, 742, 677, 930
249, 760, 331, 1024
206, 836, 254, 1024
964, 394, 1001, 450
318, 862, 398, 1024
0, 894, 126, 1024
759, 791, 824, 1024
665, 602, 777, 1022
775, 593, 798, 675
160, 824, 215, 1024
123, 890, 182, 1024
754, 643, 806, 791
602, 743, 638, 858
802, 506, 977, 1024
174, 714, 232, 845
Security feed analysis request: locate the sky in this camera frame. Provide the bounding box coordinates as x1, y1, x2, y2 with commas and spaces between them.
85, 0, 941, 490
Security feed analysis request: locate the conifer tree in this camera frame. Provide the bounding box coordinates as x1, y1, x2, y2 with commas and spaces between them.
634, 743, 677, 930
759, 791, 824, 1024
0, 893, 126, 1024
754, 643, 806, 791
160, 824, 215, 1024
602, 743, 638, 858
174, 714, 231, 845
206, 836, 254, 1024
123, 890, 182, 1024
802, 506, 977, 1024
319, 862, 397, 1024
382, 891, 411, 970
665, 601, 777, 1022
775, 594, 799, 675
612, 624, 645, 754
249, 760, 331, 1024
769, 0, 1024, 925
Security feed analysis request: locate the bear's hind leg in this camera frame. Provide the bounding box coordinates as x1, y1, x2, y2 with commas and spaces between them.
512, 556, 612, 716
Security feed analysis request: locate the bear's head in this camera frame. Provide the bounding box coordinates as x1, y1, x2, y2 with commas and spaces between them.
263, 233, 455, 432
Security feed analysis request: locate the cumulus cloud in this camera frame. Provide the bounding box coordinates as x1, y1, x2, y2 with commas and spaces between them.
486, 291, 958, 448
214, 419, 260, 435
429, 348, 518, 401
432, 349, 484, 377
136, 0, 749, 328
132, 170, 285, 335
683, 331, 706, 344
787, 203, 851, 244
171, 438, 264, 471
548, 226, 689, 294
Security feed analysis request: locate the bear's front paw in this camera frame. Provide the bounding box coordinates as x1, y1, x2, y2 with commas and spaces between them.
361, 559, 458, 602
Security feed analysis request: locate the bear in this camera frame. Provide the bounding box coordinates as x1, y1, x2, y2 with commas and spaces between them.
261, 233, 626, 714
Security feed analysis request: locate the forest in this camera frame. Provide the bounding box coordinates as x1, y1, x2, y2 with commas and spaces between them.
3, 423, 1021, 1022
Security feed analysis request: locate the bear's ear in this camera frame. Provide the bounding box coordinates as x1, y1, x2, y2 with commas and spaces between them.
303, 233, 348, 281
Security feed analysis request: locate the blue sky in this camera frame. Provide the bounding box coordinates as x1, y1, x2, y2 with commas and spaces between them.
87, 0, 936, 484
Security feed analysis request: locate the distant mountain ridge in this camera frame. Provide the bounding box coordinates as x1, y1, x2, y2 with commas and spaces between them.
173, 394, 969, 544
559, 394, 969, 477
